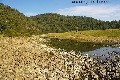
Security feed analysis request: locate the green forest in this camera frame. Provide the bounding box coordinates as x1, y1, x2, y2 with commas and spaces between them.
0, 3, 120, 36
0, 3, 40, 36
31, 13, 120, 33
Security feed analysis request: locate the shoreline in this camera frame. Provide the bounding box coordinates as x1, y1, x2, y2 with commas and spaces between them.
0, 36, 120, 80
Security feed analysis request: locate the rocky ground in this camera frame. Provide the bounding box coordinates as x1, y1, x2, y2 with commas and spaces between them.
0, 36, 120, 80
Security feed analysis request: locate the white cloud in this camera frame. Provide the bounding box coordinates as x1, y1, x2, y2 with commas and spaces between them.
24, 12, 38, 17
54, 5, 120, 21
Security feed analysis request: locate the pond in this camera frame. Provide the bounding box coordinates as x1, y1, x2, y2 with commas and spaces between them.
46, 38, 114, 52
83, 47, 120, 61
45, 38, 120, 60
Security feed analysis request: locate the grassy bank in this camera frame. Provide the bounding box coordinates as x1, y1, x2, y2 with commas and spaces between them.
43, 29, 120, 43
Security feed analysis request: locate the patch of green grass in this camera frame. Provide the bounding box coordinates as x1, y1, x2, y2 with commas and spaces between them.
0, 34, 4, 38
81, 29, 120, 37
43, 29, 120, 43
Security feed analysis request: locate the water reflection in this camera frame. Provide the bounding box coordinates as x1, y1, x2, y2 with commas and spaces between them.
46, 38, 120, 61
45, 38, 120, 79
83, 47, 120, 61
47, 38, 109, 52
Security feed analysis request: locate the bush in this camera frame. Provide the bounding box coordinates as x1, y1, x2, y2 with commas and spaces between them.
4, 29, 19, 37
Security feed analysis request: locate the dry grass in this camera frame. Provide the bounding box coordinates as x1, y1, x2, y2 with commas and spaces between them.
43, 29, 120, 43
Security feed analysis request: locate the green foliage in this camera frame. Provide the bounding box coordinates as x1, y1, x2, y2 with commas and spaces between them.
31, 13, 120, 33
0, 3, 120, 36
0, 3, 41, 36
4, 29, 19, 37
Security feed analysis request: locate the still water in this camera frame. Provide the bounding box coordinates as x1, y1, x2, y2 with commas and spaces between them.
46, 38, 107, 52
83, 47, 120, 61
46, 38, 120, 60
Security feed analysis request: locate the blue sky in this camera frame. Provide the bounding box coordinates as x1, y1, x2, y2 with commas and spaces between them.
1, 0, 120, 21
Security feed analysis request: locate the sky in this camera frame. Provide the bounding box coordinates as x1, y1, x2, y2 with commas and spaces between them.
0, 0, 120, 21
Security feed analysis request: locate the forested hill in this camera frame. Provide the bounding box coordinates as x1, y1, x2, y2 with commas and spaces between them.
0, 3, 120, 36
0, 3, 40, 36
31, 13, 120, 33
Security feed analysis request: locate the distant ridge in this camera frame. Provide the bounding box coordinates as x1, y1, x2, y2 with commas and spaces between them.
0, 3, 120, 36
30, 13, 120, 33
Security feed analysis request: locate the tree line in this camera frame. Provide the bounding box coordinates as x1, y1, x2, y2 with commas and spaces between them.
30, 13, 120, 33
0, 3, 120, 36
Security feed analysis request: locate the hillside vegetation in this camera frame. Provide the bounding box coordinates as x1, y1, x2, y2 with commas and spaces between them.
0, 3, 120, 37
31, 13, 120, 33
0, 3, 120, 80
0, 3, 40, 36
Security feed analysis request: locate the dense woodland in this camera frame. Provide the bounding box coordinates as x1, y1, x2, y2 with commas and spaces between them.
31, 13, 120, 33
0, 3, 40, 36
0, 3, 120, 36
